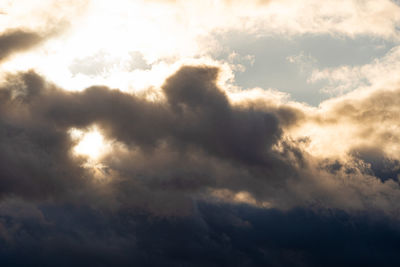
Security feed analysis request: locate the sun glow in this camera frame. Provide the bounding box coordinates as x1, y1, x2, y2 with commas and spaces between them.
0, 0, 266, 93
70, 127, 109, 160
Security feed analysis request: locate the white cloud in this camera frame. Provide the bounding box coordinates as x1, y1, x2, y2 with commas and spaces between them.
309, 45, 400, 94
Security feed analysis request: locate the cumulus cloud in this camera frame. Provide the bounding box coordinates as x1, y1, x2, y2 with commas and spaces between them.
0, 66, 299, 213
0, 64, 400, 217
1, 1, 400, 265
0, 61, 400, 265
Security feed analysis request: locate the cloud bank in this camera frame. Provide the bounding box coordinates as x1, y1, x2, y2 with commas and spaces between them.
1, 1, 400, 265
1, 61, 400, 212
0, 68, 400, 266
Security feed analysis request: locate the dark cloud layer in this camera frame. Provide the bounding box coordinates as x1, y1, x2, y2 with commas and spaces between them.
0, 202, 399, 267
1, 62, 400, 265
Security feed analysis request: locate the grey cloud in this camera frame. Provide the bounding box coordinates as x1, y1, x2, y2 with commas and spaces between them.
0, 29, 45, 62
31, 66, 293, 168
0, 20, 71, 64
2, 64, 400, 218
350, 146, 400, 182
0, 66, 304, 215
0, 199, 399, 267
2, 64, 400, 266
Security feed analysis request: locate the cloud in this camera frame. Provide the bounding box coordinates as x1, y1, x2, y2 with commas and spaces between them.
2, 0, 398, 99
1, 64, 400, 217
309, 46, 400, 94
0, 29, 46, 63
305, 85, 400, 160
1, 63, 400, 265
144, 0, 400, 39
0, 201, 399, 266
1, 1, 400, 265
0, 66, 302, 213
0, 0, 90, 30
0, 71, 95, 201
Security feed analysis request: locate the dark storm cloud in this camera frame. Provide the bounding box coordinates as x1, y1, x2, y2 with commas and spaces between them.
0, 71, 95, 201
0, 29, 46, 62
2, 63, 400, 266
2, 65, 400, 214
0, 66, 306, 215
0, 201, 400, 267
40, 66, 285, 166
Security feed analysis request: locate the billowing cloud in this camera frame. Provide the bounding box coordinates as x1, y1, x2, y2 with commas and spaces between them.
0, 66, 298, 213
1, 1, 400, 266
0, 63, 400, 265
1, 65, 400, 217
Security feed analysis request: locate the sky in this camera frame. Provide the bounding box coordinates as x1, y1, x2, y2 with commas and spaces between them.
1, 0, 400, 266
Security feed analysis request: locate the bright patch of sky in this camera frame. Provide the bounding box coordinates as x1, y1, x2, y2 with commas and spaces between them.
213, 32, 397, 105
1, 0, 400, 106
